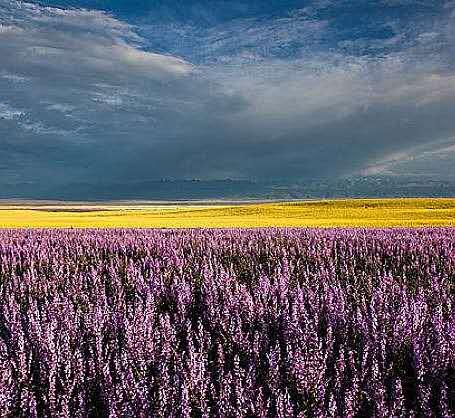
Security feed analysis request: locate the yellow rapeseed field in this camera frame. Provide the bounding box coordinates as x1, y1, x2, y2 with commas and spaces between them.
1, 198, 455, 228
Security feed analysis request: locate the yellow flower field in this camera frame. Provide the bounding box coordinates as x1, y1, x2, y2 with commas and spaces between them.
1, 198, 455, 228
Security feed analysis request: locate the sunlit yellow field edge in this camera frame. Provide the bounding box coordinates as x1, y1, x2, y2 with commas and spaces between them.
1, 198, 455, 229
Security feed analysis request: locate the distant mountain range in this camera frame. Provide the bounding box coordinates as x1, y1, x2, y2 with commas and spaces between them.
1, 176, 455, 201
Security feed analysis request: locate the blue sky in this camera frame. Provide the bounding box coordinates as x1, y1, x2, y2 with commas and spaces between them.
1, 0, 455, 196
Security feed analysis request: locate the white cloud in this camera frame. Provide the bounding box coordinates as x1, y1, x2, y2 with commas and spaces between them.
0, 0, 192, 81
46, 103, 75, 113
1, 73, 29, 82
0, 102, 24, 120
92, 92, 123, 106
109, 44, 192, 77
0, 24, 22, 34
0, 101, 74, 136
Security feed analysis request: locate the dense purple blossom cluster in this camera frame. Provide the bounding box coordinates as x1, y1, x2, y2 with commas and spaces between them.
0, 228, 454, 417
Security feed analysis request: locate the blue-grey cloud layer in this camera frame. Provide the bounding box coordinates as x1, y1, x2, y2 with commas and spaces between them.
1, 0, 455, 196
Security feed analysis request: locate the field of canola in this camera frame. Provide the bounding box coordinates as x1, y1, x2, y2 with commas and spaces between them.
1, 198, 455, 228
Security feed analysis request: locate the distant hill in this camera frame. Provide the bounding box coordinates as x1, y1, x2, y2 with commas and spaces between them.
1, 176, 455, 201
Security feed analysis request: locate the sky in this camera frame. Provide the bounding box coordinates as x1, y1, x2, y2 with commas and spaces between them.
1, 0, 455, 197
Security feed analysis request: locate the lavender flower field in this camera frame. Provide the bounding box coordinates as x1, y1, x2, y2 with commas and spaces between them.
0, 228, 454, 417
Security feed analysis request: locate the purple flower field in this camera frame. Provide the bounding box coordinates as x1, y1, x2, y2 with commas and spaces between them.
0, 228, 454, 417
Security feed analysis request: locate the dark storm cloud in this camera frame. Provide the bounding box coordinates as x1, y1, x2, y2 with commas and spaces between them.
1, 0, 455, 197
